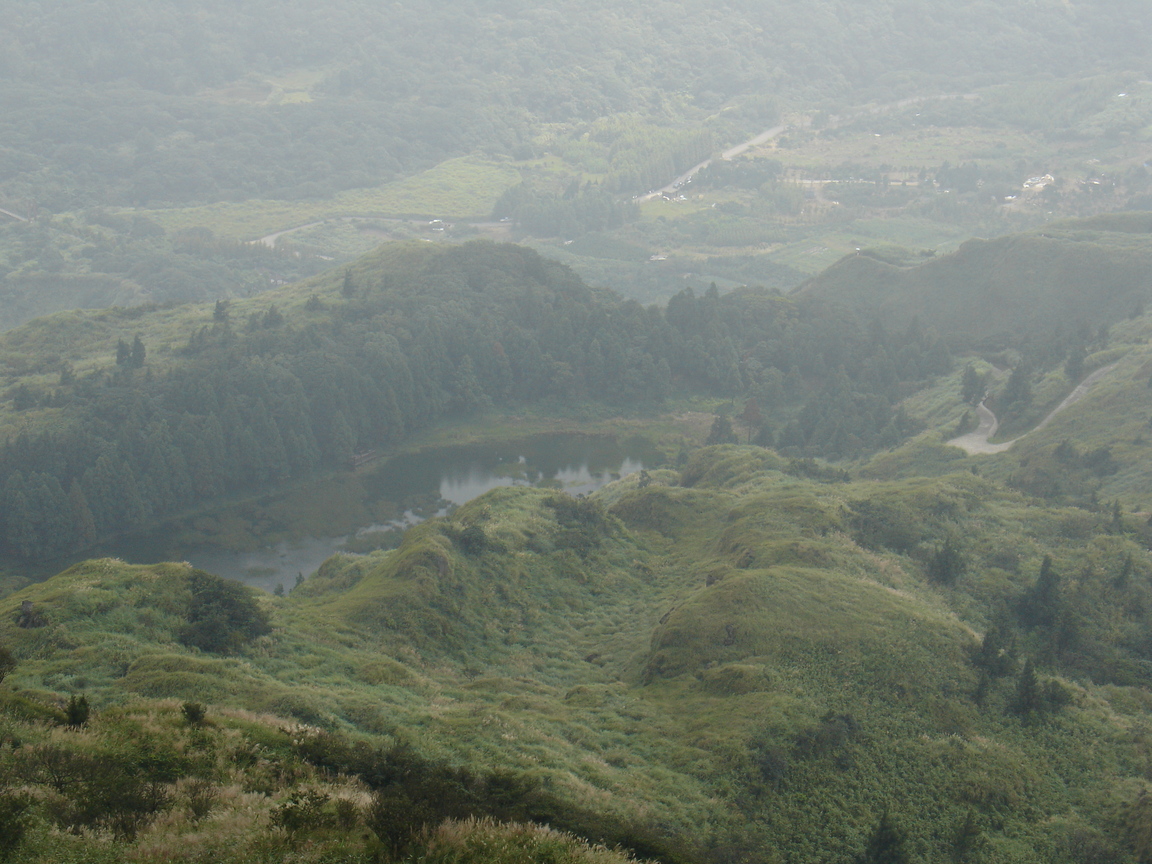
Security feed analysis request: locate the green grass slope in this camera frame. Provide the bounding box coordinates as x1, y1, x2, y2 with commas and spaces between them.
881, 303, 1152, 510
797, 213, 1152, 342
5, 450, 1152, 860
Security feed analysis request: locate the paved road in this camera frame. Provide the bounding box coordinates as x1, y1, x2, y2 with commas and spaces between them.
636, 93, 975, 204
946, 361, 1120, 455
255, 220, 326, 248
638, 123, 793, 202
722, 123, 790, 160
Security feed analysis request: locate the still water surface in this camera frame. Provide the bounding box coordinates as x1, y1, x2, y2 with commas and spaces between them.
183, 434, 656, 594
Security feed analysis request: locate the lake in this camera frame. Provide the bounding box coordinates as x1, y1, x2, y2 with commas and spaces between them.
170, 433, 658, 594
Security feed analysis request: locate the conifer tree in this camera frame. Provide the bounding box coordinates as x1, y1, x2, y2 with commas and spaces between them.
1014, 658, 1042, 716
1021, 555, 1060, 628
961, 364, 984, 404
859, 811, 910, 864
928, 536, 966, 584
705, 415, 738, 445
130, 334, 146, 368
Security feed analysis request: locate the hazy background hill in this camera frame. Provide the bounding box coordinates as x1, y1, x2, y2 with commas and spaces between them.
4, 0, 1152, 324
797, 213, 1152, 342
3, 0, 1151, 209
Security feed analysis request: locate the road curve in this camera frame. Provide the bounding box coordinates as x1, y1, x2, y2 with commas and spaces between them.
946, 400, 1011, 455
946, 361, 1120, 455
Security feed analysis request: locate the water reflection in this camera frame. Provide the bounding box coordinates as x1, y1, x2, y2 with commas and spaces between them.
185, 434, 656, 594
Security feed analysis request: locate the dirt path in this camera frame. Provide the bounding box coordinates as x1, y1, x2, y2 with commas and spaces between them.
947, 400, 1010, 455
946, 361, 1119, 455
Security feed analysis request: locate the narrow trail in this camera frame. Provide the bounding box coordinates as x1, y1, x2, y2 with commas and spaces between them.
946, 361, 1120, 455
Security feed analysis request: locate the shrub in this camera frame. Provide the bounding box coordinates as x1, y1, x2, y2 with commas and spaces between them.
179, 570, 272, 654
272, 789, 332, 835
181, 701, 207, 726
64, 695, 89, 728
41, 751, 170, 839
334, 797, 359, 830
366, 790, 431, 854
0, 647, 14, 685
0, 791, 30, 862
184, 778, 218, 822
849, 499, 922, 553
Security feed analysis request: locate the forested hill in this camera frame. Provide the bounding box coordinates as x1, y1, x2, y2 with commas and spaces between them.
796, 214, 1152, 344
0, 241, 948, 561
9, 0, 1147, 102
3, 0, 1151, 208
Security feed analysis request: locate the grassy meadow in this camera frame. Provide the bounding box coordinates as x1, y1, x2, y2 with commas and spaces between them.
4, 442, 1152, 859
114, 158, 523, 241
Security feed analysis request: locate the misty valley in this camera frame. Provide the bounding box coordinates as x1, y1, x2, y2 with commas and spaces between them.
3, 2, 1152, 863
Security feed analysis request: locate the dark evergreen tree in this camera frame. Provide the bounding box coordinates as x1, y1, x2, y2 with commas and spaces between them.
705, 415, 738, 445
1114, 553, 1135, 590
1020, 555, 1060, 629
1002, 361, 1033, 407
1064, 345, 1085, 382
960, 364, 984, 404
130, 335, 146, 368
1013, 658, 1042, 717
740, 398, 763, 443
10, 385, 34, 412
927, 536, 966, 585
951, 809, 982, 861
64, 694, 90, 728
972, 625, 1014, 679
1110, 499, 1124, 534
262, 305, 284, 328
858, 811, 911, 864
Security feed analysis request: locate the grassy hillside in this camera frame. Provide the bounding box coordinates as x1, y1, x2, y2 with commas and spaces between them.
875, 296, 1152, 512
797, 213, 1152, 342
5, 449, 1152, 860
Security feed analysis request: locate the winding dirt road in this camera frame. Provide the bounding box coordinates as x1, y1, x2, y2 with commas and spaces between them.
946, 361, 1120, 455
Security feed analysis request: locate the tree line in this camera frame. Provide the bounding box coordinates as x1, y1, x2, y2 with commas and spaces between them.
0, 242, 949, 560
